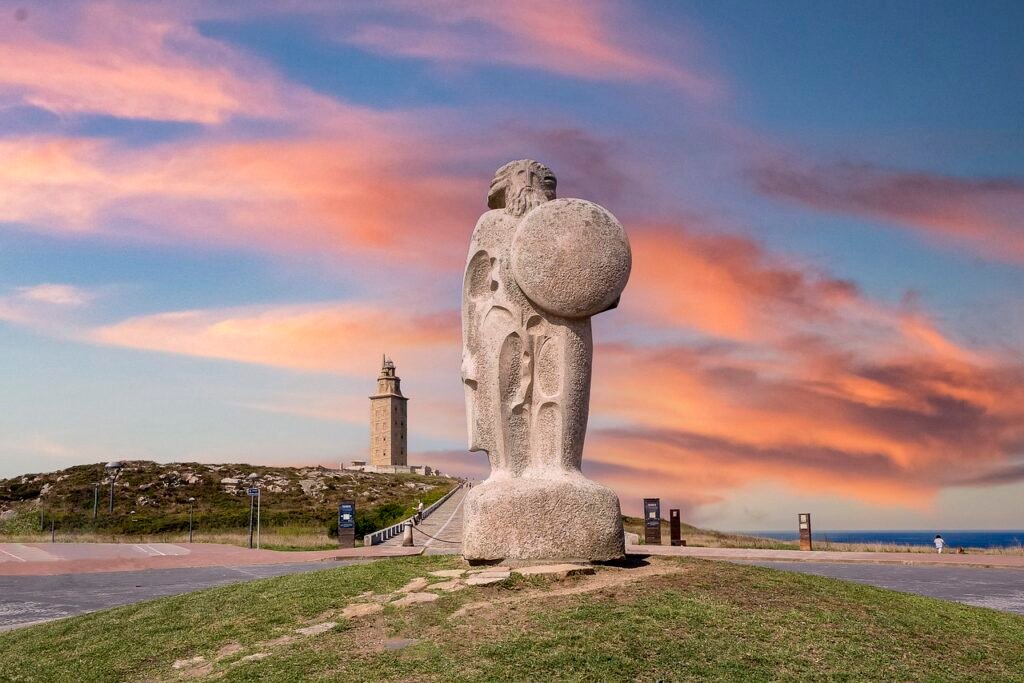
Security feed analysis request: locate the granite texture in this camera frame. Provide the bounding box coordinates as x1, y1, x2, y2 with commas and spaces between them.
461, 160, 629, 562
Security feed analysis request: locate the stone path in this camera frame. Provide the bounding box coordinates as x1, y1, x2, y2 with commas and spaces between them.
382, 483, 469, 552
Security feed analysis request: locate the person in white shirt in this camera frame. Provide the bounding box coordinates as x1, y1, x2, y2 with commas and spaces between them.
934, 534, 945, 554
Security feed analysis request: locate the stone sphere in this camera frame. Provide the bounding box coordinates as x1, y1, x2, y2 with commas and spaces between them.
511, 198, 631, 319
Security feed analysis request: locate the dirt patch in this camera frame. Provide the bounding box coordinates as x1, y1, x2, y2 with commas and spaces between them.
215, 643, 243, 660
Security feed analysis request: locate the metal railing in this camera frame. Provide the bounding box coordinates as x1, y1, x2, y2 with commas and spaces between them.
363, 481, 465, 546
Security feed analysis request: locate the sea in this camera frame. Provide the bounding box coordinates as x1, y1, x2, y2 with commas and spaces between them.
747, 530, 1024, 549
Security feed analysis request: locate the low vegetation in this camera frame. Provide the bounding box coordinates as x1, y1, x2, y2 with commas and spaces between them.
1, 556, 1021, 681
0, 461, 456, 544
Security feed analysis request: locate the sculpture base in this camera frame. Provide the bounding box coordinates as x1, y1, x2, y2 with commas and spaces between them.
462, 474, 625, 562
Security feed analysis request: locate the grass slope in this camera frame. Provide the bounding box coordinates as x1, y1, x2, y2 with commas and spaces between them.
1, 556, 1021, 682
0, 461, 456, 540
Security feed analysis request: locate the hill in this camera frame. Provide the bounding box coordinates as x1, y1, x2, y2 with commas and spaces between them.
0, 555, 1021, 681
0, 461, 457, 541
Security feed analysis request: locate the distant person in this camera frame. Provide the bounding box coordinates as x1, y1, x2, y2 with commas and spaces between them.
934, 534, 945, 554
415, 500, 424, 524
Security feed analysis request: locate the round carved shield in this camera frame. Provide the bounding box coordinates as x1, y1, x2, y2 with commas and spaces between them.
511, 198, 631, 319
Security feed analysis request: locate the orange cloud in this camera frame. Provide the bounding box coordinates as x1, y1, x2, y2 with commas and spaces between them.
91, 302, 459, 375
749, 159, 1024, 263
0, 132, 481, 265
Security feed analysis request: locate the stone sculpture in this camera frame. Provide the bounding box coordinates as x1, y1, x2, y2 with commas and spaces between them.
461, 159, 631, 561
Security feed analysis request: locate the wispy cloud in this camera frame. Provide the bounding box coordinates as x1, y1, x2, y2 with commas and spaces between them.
331, 0, 722, 100
90, 302, 459, 375
749, 158, 1024, 262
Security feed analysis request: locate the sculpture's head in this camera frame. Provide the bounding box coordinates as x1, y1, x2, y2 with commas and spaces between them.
487, 159, 556, 217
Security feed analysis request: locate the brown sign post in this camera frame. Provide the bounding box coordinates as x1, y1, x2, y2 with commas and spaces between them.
670, 509, 684, 546
644, 498, 661, 545
798, 512, 812, 551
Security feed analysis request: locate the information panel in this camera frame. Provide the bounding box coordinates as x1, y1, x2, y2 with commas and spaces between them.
670, 508, 684, 546
643, 498, 661, 545
798, 512, 813, 551
338, 500, 356, 548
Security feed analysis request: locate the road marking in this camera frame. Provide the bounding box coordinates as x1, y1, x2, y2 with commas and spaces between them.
144, 545, 167, 556
424, 487, 466, 549
0, 547, 27, 562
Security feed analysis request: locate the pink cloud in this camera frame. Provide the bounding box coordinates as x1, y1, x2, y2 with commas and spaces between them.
334, 0, 721, 100
749, 158, 1024, 262
0, 2, 299, 123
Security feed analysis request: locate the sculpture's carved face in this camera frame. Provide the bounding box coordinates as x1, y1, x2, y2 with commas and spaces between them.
488, 160, 556, 217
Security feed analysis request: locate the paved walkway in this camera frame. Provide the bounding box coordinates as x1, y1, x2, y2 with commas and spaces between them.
0, 560, 366, 632
629, 544, 1024, 569
0, 542, 419, 576
738, 561, 1024, 615
382, 482, 468, 553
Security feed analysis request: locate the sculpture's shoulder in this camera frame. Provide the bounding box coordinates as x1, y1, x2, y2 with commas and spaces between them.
469, 209, 517, 254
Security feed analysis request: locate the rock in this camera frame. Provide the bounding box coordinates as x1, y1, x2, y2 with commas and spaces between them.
466, 570, 511, 586
240, 653, 270, 663
172, 656, 205, 670
390, 592, 439, 607
429, 569, 466, 578
0, 510, 16, 521
220, 477, 241, 485
514, 564, 595, 579
342, 603, 384, 618
396, 577, 429, 593
294, 622, 337, 636
624, 532, 640, 545
427, 580, 465, 592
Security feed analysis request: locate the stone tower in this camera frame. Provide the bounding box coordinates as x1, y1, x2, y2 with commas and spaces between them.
369, 355, 408, 467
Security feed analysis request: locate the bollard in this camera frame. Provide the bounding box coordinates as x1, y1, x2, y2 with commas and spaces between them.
401, 521, 415, 547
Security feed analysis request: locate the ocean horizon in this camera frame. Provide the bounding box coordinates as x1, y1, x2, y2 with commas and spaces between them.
743, 530, 1024, 549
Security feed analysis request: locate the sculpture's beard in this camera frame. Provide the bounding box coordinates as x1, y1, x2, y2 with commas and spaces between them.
505, 184, 549, 217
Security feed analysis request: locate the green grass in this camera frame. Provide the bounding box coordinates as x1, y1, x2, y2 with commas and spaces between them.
2, 557, 1022, 682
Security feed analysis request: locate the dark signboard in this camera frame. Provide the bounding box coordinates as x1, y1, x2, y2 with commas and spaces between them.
670, 508, 683, 546
798, 512, 812, 551
338, 500, 356, 548
643, 498, 661, 545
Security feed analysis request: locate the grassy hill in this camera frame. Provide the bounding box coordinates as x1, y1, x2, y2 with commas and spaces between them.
0, 555, 1021, 681
0, 461, 457, 542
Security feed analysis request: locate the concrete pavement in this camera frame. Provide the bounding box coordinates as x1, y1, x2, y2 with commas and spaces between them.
0, 560, 366, 631
0, 542, 420, 576
382, 482, 468, 554
629, 543, 1024, 569
738, 561, 1024, 615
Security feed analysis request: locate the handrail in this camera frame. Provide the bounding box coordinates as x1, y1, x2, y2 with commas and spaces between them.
363, 481, 465, 546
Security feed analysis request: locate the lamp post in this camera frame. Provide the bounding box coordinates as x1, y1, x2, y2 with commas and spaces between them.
92, 482, 100, 520
105, 461, 123, 514
188, 497, 196, 544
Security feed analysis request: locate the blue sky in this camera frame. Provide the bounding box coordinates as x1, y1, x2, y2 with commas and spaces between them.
1, 0, 1022, 529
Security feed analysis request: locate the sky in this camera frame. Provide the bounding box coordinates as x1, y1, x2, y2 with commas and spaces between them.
1, 1, 1022, 530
